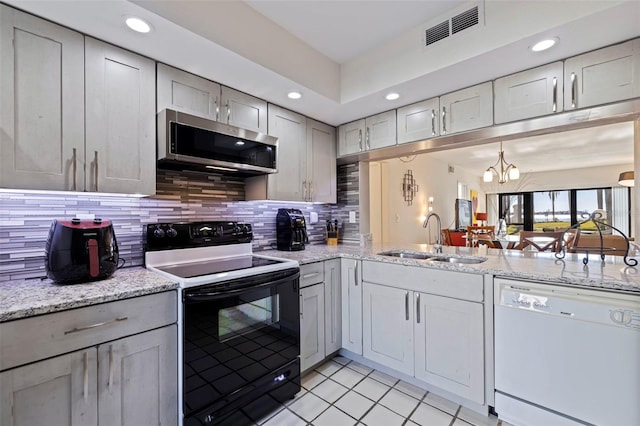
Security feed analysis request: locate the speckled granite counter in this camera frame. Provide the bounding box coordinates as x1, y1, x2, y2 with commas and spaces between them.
261, 243, 640, 294
0, 267, 178, 322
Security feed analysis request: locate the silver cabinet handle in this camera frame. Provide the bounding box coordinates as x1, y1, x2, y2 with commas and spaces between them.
354, 261, 359, 286
405, 291, 409, 321
302, 272, 320, 279
108, 344, 114, 392
214, 96, 219, 121
416, 293, 421, 324
570, 72, 577, 108
64, 316, 128, 335
72, 148, 77, 191
552, 77, 557, 112
93, 151, 99, 192
83, 351, 89, 401
299, 292, 304, 319
441, 106, 447, 134
226, 101, 231, 122
431, 110, 436, 136
358, 129, 363, 151
365, 127, 370, 150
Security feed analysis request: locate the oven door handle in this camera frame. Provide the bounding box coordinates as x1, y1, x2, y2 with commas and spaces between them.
183, 272, 300, 302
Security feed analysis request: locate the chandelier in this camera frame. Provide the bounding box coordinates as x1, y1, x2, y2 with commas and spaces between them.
483, 141, 519, 184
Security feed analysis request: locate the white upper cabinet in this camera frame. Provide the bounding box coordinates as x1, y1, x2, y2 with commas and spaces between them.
220, 86, 268, 134
0, 5, 84, 191
338, 119, 365, 156
494, 62, 563, 124
85, 38, 156, 195
246, 105, 336, 202
397, 98, 440, 144
365, 110, 397, 150
440, 82, 493, 135
157, 63, 220, 120
308, 119, 337, 203
564, 38, 640, 110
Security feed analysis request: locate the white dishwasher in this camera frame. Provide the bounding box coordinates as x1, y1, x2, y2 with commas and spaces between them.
494, 278, 640, 426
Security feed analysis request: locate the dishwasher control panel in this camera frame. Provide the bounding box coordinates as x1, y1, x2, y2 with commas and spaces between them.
496, 279, 640, 330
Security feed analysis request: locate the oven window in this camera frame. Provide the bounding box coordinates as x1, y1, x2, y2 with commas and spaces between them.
219, 295, 279, 341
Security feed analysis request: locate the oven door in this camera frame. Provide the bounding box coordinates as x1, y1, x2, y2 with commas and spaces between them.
182, 268, 300, 424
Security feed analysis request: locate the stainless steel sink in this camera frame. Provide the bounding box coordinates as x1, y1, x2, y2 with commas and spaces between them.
428, 256, 486, 264
378, 250, 486, 264
377, 250, 440, 260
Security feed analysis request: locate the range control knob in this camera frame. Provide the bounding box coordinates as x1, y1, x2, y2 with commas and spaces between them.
166, 227, 178, 238
153, 228, 165, 238
241, 225, 251, 234
233, 226, 241, 234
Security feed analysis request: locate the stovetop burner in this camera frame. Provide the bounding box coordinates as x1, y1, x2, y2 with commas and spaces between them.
155, 255, 284, 279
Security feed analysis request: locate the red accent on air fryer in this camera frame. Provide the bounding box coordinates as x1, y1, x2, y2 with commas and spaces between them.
88, 239, 99, 277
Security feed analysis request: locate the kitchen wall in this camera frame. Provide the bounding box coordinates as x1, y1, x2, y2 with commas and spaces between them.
0, 165, 359, 282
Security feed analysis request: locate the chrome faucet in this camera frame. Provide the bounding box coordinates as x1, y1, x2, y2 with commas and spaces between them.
423, 212, 442, 253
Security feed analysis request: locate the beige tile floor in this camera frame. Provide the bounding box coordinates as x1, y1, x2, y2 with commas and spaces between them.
256, 356, 512, 426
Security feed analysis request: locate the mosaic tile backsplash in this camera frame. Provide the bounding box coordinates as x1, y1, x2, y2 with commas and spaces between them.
0, 164, 359, 282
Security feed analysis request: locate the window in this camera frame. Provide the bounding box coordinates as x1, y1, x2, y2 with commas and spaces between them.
498, 187, 629, 235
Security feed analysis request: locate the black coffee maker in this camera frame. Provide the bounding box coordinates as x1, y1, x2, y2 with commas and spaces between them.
276, 208, 309, 251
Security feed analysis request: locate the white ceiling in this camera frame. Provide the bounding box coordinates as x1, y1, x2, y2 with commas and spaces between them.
244, 0, 467, 64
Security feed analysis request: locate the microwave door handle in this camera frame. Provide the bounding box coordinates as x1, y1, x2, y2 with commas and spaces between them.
183, 273, 300, 303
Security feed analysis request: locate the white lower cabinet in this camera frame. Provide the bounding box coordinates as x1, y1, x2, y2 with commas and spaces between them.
0, 292, 178, 426
362, 282, 414, 376
323, 259, 342, 355
341, 259, 362, 355
414, 294, 484, 404
360, 260, 485, 405
300, 283, 325, 372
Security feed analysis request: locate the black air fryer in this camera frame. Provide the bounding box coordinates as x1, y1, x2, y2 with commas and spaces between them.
276, 208, 309, 251
45, 218, 119, 284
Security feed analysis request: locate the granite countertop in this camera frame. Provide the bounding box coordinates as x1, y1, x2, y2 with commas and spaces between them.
3, 243, 639, 322
262, 243, 640, 294
0, 267, 178, 322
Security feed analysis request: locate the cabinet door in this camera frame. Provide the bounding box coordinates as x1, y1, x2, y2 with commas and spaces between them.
324, 259, 342, 355
300, 283, 325, 372
307, 119, 336, 203
265, 105, 307, 201
397, 98, 439, 144
414, 293, 484, 404
564, 38, 640, 110
362, 283, 414, 376
157, 63, 221, 120
97, 325, 177, 426
85, 37, 156, 195
337, 119, 365, 156
221, 86, 268, 134
440, 82, 493, 135
0, 5, 84, 191
341, 259, 362, 355
0, 349, 98, 426
494, 62, 563, 124
365, 110, 397, 150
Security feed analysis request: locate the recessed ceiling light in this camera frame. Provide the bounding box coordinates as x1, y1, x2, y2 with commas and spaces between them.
530, 38, 557, 52
287, 91, 302, 99
125, 17, 151, 33
386, 92, 400, 101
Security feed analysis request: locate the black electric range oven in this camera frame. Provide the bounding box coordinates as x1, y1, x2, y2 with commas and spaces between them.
145, 222, 301, 425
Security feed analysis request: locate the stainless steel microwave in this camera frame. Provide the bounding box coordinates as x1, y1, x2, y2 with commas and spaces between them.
157, 109, 278, 176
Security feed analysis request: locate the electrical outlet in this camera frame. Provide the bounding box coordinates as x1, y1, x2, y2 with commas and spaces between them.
309, 212, 318, 224
349, 211, 356, 223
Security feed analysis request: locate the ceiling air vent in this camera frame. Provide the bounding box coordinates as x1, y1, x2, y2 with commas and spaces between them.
423, 2, 483, 48
452, 6, 479, 34
425, 20, 450, 47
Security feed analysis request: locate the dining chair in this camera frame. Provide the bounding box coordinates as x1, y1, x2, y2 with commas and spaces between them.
466, 225, 496, 247
514, 231, 565, 252
441, 229, 453, 246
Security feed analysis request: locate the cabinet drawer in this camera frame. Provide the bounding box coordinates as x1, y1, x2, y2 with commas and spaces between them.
362, 261, 483, 302
300, 262, 325, 288
0, 291, 177, 371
